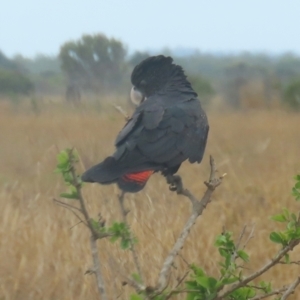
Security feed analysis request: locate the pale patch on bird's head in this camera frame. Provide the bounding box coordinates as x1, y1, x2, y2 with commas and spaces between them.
130, 86, 146, 106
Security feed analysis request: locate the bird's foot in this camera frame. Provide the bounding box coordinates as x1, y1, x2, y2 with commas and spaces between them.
166, 174, 184, 193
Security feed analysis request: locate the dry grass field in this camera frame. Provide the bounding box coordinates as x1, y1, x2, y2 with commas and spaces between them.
0, 99, 299, 299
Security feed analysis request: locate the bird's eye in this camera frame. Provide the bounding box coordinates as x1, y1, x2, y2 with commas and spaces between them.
130, 86, 145, 106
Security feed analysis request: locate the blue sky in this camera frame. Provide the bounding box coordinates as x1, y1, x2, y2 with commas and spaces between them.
1, 0, 299, 58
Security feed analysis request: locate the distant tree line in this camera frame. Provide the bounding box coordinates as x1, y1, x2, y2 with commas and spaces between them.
1, 33, 300, 109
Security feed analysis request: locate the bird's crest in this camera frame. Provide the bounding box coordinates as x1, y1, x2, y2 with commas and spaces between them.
131, 55, 197, 98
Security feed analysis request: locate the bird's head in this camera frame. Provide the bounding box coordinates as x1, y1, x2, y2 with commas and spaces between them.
130, 55, 196, 105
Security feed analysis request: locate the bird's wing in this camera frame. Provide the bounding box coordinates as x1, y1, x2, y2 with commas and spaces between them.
114, 97, 209, 170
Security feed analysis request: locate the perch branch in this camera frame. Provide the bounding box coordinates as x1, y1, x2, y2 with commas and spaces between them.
157, 156, 224, 292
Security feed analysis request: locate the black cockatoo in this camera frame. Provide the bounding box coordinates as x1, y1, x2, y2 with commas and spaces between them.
82, 55, 209, 192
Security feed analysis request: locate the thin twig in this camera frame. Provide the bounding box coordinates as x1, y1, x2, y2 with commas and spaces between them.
281, 277, 300, 300
178, 253, 191, 267
231, 225, 247, 263
157, 156, 224, 292
117, 191, 144, 283
53, 198, 82, 213
176, 270, 190, 289
165, 289, 208, 299
112, 103, 130, 120
236, 225, 247, 251
250, 286, 288, 300
278, 261, 300, 265
90, 236, 108, 300
54, 199, 88, 226
69, 220, 84, 230
242, 223, 255, 250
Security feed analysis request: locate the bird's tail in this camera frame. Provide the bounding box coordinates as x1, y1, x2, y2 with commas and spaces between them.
81, 157, 155, 192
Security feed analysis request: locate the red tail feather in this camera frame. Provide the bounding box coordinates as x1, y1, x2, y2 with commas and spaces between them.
118, 170, 154, 192
122, 170, 154, 184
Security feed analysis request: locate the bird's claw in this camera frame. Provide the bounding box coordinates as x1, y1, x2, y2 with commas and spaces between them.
166, 174, 183, 193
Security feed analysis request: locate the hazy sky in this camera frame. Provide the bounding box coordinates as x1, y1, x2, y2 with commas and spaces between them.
1, 0, 300, 58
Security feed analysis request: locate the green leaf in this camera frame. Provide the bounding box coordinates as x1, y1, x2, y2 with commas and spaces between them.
283, 208, 290, 220
237, 250, 249, 262
196, 277, 210, 289
60, 192, 79, 200
295, 181, 300, 189
222, 277, 239, 285
291, 213, 297, 222
287, 221, 296, 230
57, 150, 69, 165
120, 239, 131, 250
190, 264, 206, 277
132, 273, 142, 284
259, 281, 272, 293
186, 292, 203, 300
218, 247, 229, 258
284, 254, 290, 264
292, 227, 300, 239
130, 294, 143, 300
270, 214, 287, 222
185, 280, 199, 289
270, 232, 284, 244
109, 235, 119, 243
90, 218, 105, 232
215, 235, 227, 246
196, 276, 217, 290
62, 171, 73, 184
230, 286, 256, 299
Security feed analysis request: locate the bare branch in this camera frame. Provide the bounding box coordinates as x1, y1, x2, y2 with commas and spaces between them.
157, 156, 224, 292
90, 236, 108, 300
118, 191, 144, 283
281, 277, 300, 300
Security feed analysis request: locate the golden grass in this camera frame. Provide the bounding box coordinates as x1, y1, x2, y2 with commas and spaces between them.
0, 100, 299, 299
